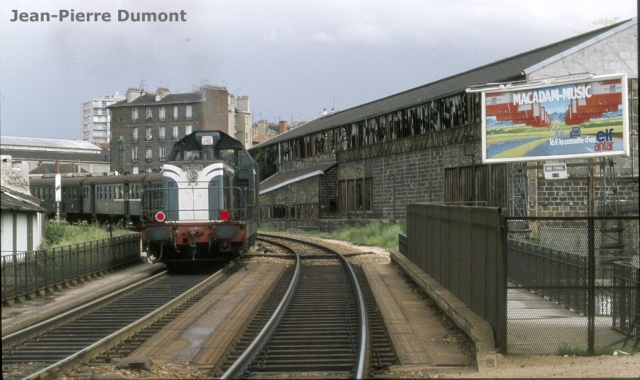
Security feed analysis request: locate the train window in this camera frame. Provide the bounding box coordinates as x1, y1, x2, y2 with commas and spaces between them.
237, 149, 252, 168
219, 149, 235, 165
184, 150, 200, 160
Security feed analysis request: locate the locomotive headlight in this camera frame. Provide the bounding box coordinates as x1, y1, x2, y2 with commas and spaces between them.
155, 211, 166, 222
219, 210, 230, 221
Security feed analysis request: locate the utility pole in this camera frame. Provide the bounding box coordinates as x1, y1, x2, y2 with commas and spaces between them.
55, 161, 61, 222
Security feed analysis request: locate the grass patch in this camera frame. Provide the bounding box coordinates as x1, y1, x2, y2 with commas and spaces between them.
556, 343, 639, 356
41, 220, 131, 249
259, 221, 406, 251
492, 137, 549, 158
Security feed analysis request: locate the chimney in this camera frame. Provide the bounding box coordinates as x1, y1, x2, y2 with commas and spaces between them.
279, 121, 288, 134
126, 88, 143, 103
156, 87, 171, 101
236, 96, 250, 112
322, 108, 327, 116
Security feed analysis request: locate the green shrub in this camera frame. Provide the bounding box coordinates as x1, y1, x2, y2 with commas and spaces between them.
40, 220, 130, 249
259, 221, 406, 251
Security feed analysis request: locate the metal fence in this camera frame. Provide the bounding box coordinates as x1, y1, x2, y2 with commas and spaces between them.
1, 234, 141, 305
505, 217, 639, 355
402, 205, 639, 355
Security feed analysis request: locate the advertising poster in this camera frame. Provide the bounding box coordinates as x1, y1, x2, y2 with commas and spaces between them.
481, 74, 629, 163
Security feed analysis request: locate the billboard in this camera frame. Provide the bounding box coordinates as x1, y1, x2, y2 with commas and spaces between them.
481, 74, 629, 163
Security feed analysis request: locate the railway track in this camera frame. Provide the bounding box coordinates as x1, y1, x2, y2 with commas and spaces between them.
2, 265, 233, 380
219, 234, 393, 379
3, 235, 398, 379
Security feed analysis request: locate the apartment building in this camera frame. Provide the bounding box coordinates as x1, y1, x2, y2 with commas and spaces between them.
108, 85, 252, 174
82, 92, 125, 145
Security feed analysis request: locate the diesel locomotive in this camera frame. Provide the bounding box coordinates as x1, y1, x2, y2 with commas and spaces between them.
30, 131, 259, 265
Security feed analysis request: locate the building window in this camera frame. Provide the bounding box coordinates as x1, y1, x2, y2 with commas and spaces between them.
132, 107, 139, 122
186, 105, 193, 120
172, 126, 179, 140
132, 147, 139, 162
185, 125, 192, 135
146, 147, 153, 161
159, 145, 166, 161
159, 107, 166, 121
146, 106, 152, 120
159, 126, 166, 141
133, 166, 139, 174
145, 126, 153, 141
173, 106, 179, 120
132, 127, 138, 142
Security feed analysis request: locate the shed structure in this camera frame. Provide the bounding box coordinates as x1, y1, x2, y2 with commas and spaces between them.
251, 18, 638, 229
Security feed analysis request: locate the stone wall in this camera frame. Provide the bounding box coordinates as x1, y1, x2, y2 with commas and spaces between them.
372, 147, 445, 220
319, 166, 338, 213
1, 155, 29, 193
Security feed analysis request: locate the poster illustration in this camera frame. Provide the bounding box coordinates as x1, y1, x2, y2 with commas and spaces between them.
481, 74, 629, 163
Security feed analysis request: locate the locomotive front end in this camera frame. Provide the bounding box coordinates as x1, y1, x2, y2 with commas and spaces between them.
140, 131, 258, 266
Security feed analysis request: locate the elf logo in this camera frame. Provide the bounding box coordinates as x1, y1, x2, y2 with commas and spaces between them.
595, 128, 614, 151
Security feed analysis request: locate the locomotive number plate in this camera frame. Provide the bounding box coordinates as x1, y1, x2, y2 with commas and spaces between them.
182, 165, 203, 171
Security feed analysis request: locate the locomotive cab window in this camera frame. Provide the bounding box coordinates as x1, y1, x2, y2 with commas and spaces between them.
219, 149, 235, 165
237, 149, 252, 168
183, 150, 200, 161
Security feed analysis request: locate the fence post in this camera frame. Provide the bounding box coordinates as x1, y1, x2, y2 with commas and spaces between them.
587, 217, 595, 356
498, 215, 508, 354
12, 253, 18, 301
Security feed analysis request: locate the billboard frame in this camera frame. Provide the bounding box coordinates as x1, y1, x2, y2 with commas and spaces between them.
478, 73, 629, 164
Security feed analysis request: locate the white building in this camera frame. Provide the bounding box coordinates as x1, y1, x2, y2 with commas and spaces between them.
1, 157, 45, 256
82, 92, 125, 145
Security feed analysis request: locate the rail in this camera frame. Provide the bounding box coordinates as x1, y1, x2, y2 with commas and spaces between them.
223, 234, 368, 379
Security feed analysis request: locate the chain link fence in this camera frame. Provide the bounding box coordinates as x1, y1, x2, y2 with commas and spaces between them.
505, 217, 639, 355
1, 234, 141, 305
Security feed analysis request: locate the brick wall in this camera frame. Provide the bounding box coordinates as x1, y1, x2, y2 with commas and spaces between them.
537, 177, 639, 217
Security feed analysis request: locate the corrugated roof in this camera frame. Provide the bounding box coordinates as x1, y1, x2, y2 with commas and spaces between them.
260, 163, 336, 194
251, 18, 635, 150
1, 148, 109, 163
0, 187, 46, 213
0, 136, 102, 151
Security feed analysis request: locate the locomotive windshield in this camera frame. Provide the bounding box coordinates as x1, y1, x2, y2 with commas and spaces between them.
167, 131, 253, 168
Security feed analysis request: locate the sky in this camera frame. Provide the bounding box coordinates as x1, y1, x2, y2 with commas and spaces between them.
0, 0, 637, 141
